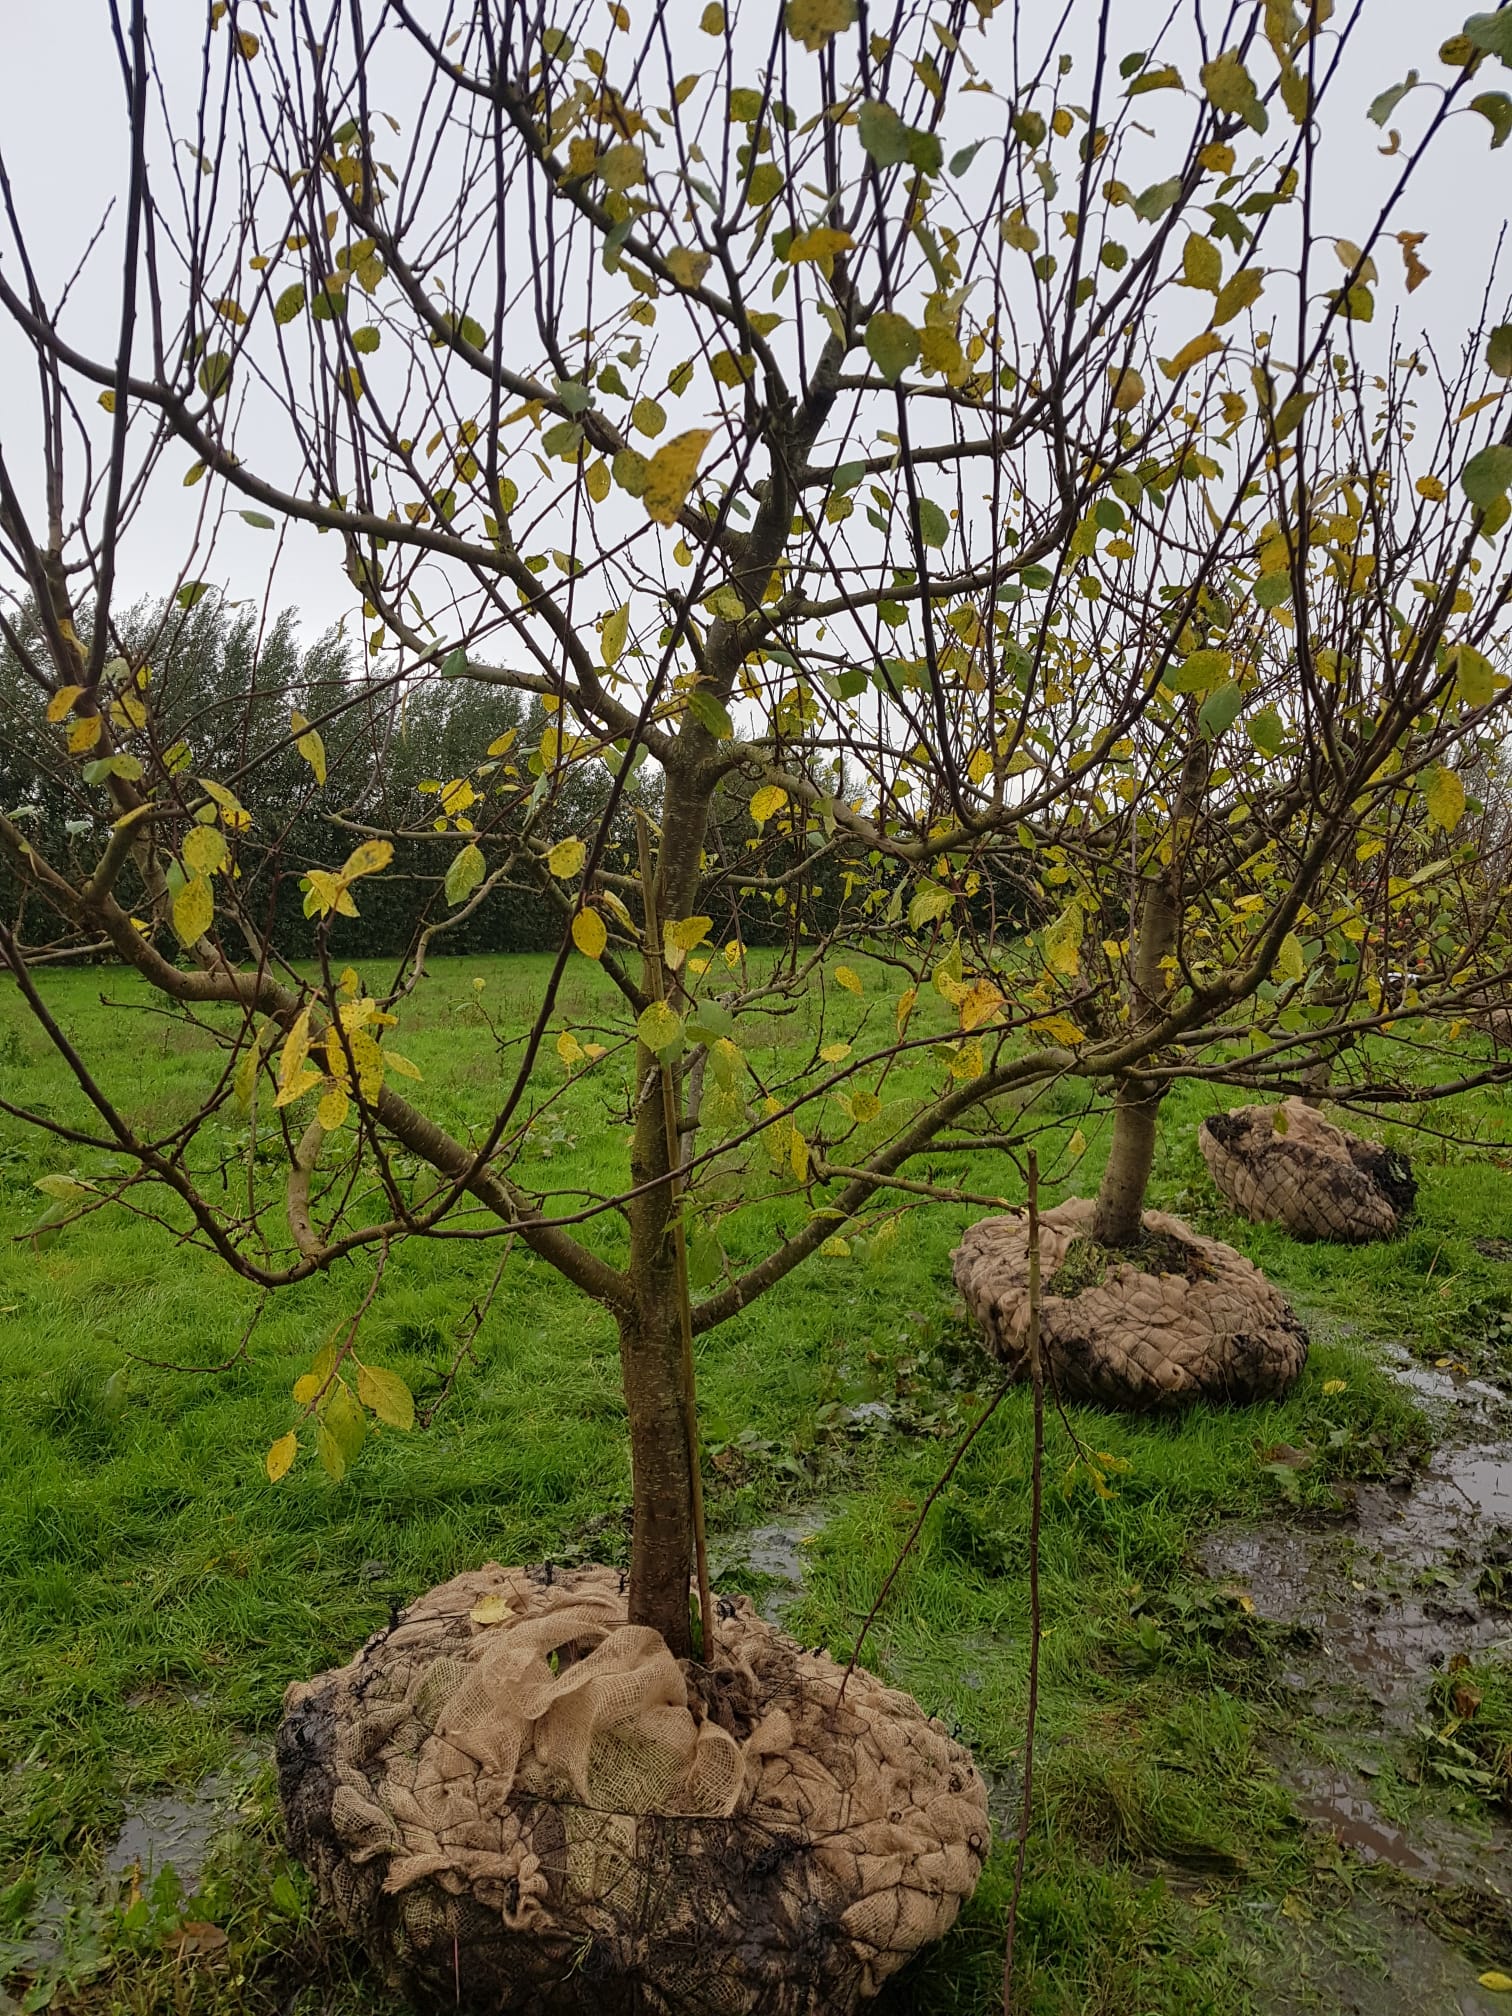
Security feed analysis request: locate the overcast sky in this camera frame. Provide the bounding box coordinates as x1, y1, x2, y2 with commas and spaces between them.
0, 0, 1506, 653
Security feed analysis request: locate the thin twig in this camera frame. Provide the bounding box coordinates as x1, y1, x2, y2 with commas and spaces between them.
838, 1374, 1012, 1705
1003, 1150, 1043, 2014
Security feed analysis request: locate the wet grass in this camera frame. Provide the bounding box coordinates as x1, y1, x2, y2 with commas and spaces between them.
1, 956, 1510, 2012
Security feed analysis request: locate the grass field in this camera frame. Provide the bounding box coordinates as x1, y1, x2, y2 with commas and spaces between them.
2, 954, 1510, 2013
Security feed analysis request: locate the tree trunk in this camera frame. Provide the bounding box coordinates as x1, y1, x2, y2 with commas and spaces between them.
617, 1289, 695, 1658
1092, 732, 1207, 1248
1092, 1078, 1162, 1247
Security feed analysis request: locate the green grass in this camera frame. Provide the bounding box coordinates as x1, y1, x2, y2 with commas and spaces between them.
1, 955, 1510, 2012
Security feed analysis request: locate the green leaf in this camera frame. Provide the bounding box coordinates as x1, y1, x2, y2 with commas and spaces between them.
1465, 10, 1512, 64
1132, 177, 1182, 223
324, 1381, 367, 1463
357, 1363, 415, 1431
445, 841, 485, 906
1197, 679, 1243, 739
1448, 642, 1497, 705
239, 510, 276, 530
1254, 571, 1293, 608
856, 100, 942, 174
637, 1000, 684, 1059
865, 311, 920, 383
1489, 324, 1512, 376
1170, 648, 1231, 693
1367, 73, 1418, 125
315, 1420, 346, 1482
198, 351, 232, 400
949, 139, 986, 175
1247, 705, 1284, 755
1463, 443, 1512, 510
915, 497, 950, 549
908, 882, 955, 929
439, 647, 469, 678
176, 581, 210, 610
687, 687, 734, 739
273, 282, 307, 324
1473, 90, 1512, 144
351, 324, 381, 355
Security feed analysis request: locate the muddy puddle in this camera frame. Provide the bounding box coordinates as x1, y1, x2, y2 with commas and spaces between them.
713, 1506, 828, 1622
1201, 1336, 1512, 2001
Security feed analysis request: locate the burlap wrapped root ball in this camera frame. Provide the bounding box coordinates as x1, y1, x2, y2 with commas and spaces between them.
276, 1564, 989, 2015
1199, 1097, 1416, 1243
952, 1198, 1308, 1409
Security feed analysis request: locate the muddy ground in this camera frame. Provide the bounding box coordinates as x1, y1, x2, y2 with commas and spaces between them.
1200, 1341, 1512, 2013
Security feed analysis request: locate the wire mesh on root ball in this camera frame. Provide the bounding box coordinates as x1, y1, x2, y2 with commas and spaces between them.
277, 1564, 989, 2015
1199, 1098, 1416, 1243
953, 1199, 1309, 1409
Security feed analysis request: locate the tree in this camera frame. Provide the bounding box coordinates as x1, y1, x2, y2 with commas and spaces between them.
3, 0, 1512, 1679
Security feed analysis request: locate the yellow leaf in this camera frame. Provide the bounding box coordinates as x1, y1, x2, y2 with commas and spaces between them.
850, 1090, 882, 1123
291, 709, 328, 785
820, 1041, 852, 1063
275, 1066, 324, 1108
470, 1593, 514, 1626
573, 907, 608, 959
486, 728, 518, 758
341, 838, 393, 880
358, 1363, 414, 1430
1425, 762, 1465, 832
173, 875, 215, 947
1212, 267, 1265, 326
46, 686, 83, 723
585, 458, 611, 503
68, 714, 102, 754
950, 1037, 985, 1081
318, 1081, 350, 1131
637, 1000, 683, 1056
786, 226, 855, 266
303, 869, 358, 919
183, 824, 229, 877
199, 777, 253, 830
665, 914, 713, 953
784, 0, 855, 53
966, 748, 993, 786
1321, 1378, 1348, 1395
665, 246, 712, 289
834, 965, 864, 995
382, 1048, 422, 1080
265, 1432, 298, 1482
546, 837, 586, 877
601, 603, 630, 666
642, 429, 713, 526
293, 1373, 322, 1405
279, 1007, 313, 1090
1276, 931, 1306, 983
1478, 1975, 1512, 1995
1029, 1013, 1085, 1045
557, 1030, 586, 1067
1416, 474, 1446, 501
1161, 331, 1224, 380
789, 1128, 809, 1181
896, 986, 917, 1034
1108, 366, 1144, 411
749, 783, 788, 826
